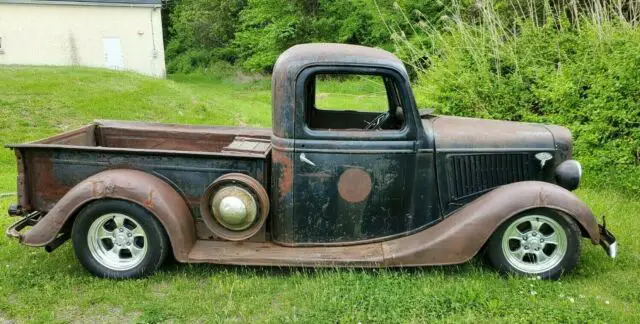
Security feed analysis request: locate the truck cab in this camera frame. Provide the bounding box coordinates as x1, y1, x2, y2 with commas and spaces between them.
270, 44, 435, 245
6, 43, 616, 279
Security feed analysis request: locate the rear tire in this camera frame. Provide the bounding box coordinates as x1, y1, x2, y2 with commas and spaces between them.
72, 199, 170, 279
485, 209, 581, 280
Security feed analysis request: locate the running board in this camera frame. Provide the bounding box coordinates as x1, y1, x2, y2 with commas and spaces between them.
186, 240, 384, 267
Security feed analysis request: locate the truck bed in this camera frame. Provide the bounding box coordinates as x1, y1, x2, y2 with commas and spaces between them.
7, 120, 272, 220
25, 120, 272, 155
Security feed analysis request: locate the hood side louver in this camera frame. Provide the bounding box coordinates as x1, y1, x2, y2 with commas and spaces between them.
447, 153, 537, 200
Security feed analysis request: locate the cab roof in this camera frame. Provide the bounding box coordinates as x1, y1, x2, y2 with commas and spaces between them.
272, 43, 406, 76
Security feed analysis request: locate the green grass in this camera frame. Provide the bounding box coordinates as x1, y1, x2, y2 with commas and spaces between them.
315, 75, 388, 112
0, 66, 638, 323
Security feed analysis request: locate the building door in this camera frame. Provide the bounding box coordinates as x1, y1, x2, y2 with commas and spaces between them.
102, 38, 123, 70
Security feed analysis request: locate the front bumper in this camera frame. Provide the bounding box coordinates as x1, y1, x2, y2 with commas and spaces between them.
599, 223, 617, 258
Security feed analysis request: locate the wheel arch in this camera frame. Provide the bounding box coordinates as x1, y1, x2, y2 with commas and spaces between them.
487, 205, 596, 248
20, 169, 196, 261
382, 181, 601, 266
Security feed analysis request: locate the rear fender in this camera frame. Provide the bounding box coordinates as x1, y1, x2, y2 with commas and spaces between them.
383, 181, 600, 266
20, 169, 196, 261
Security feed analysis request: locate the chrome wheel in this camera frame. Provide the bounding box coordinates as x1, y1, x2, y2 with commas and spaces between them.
501, 214, 568, 274
87, 213, 148, 271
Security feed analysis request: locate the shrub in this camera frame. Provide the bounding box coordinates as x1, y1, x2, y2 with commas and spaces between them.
398, 1, 640, 195
166, 0, 445, 72
166, 0, 246, 73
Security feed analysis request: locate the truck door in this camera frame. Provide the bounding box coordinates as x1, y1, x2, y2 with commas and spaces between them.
289, 66, 432, 244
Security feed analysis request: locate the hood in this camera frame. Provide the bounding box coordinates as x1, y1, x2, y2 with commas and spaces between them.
426, 115, 558, 151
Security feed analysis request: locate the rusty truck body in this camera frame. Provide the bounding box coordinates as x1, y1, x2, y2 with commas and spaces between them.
5, 44, 616, 279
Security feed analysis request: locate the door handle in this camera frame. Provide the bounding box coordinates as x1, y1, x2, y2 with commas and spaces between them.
299, 153, 316, 166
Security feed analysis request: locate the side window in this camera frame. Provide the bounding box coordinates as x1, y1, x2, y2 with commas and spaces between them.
306, 73, 405, 131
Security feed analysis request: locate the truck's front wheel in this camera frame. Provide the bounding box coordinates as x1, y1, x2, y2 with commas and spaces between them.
72, 199, 170, 279
485, 209, 581, 280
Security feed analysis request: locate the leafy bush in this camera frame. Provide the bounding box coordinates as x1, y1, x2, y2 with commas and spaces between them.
399, 1, 640, 195
166, 0, 246, 73
166, 0, 445, 72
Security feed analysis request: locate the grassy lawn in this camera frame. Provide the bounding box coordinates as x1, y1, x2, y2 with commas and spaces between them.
0, 66, 638, 323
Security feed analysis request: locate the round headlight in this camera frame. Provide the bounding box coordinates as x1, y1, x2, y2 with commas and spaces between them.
555, 160, 581, 191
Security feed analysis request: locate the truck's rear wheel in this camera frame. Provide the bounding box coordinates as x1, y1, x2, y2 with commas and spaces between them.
72, 199, 170, 279
485, 209, 581, 280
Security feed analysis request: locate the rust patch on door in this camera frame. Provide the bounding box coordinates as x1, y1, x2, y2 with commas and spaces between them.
337, 168, 372, 203
272, 149, 293, 195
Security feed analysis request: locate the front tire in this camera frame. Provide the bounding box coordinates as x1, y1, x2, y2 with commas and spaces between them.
72, 199, 170, 279
485, 209, 581, 280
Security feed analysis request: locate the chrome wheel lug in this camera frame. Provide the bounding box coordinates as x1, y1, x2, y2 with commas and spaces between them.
540, 238, 544, 243
532, 232, 537, 236
119, 228, 124, 232
524, 245, 529, 250
127, 233, 132, 237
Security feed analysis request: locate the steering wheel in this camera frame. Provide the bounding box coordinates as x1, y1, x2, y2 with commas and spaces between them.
365, 112, 391, 130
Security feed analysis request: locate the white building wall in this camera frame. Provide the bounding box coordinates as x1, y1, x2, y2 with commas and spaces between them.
0, 2, 165, 77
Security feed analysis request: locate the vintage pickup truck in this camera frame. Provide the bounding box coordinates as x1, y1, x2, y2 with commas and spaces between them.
5, 43, 616, 279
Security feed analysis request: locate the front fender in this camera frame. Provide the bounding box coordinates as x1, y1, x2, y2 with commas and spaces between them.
20, 169, 196, 261
383, 181, 601, 266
